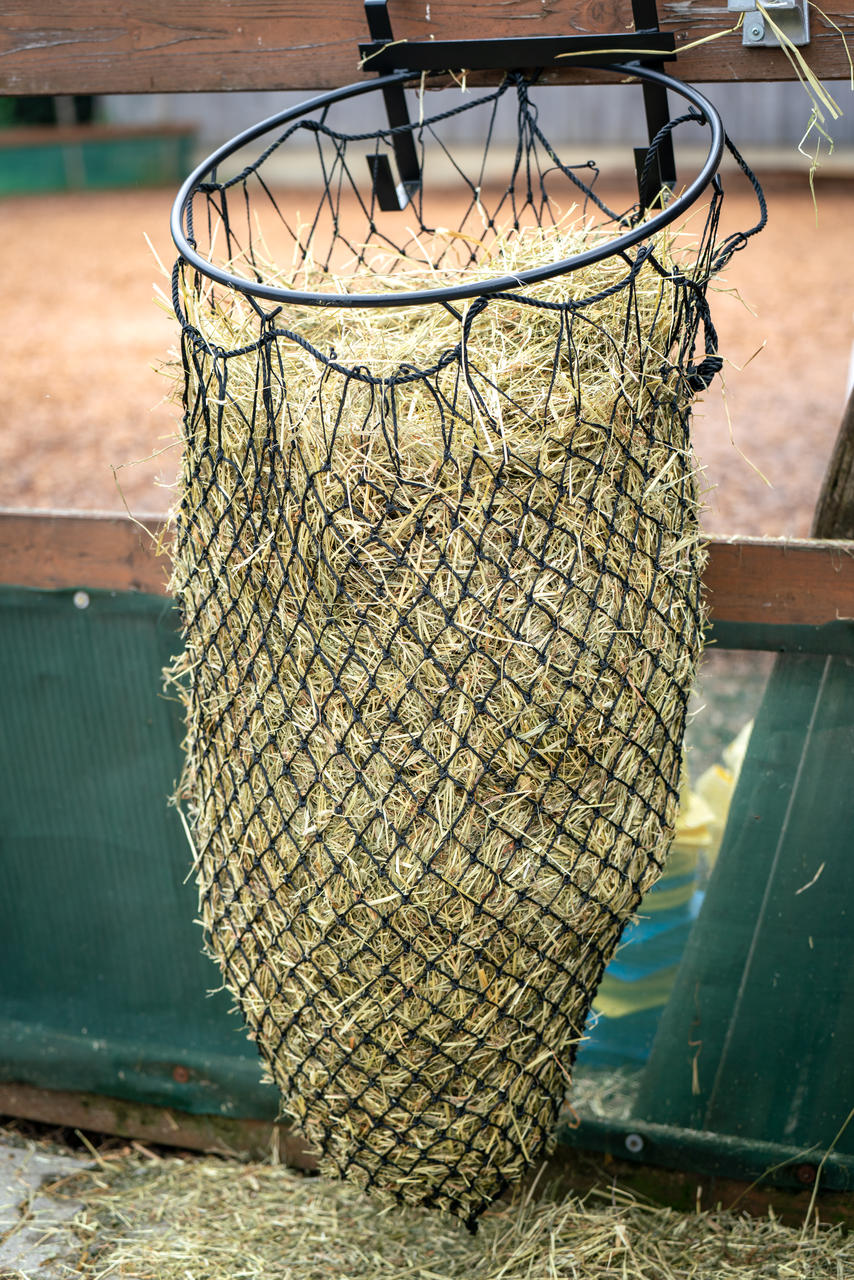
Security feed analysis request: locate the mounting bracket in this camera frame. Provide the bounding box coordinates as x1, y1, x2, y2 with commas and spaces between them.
360, 0, 678, 213
728, 0, 810, 49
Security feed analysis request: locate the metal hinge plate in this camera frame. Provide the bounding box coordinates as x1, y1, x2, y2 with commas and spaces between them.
728, 0, 810, 48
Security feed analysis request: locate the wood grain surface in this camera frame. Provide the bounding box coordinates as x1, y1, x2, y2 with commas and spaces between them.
2, 1, 853, 95
812, 387, 854, 542
702, 535, 854, 625
3, 509, 853, 626
0, 1080, 315, 1166
0, 510, 167, 596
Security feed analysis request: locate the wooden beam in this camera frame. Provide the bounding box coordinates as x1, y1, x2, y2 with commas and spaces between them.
2, 509, 853, 627
812, 387, 854, 542
702, 535, 854, 626
1, 2, 852, 95
0, 1080, 316, 1167
0, 510, 168, 597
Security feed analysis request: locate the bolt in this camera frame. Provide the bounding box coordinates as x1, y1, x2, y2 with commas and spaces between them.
625, 1132, 644, 1154
172, 1065, 190, 1083
796, 1162, 817, 1186
748, 22, 764, 40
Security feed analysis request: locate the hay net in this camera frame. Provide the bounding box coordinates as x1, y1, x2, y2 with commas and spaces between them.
169, 74, 764, 1227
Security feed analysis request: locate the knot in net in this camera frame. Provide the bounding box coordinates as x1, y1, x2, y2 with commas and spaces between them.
168, 73, 763, 1226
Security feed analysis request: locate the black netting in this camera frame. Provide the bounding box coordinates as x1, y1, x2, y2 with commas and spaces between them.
168, 73, 764, 1227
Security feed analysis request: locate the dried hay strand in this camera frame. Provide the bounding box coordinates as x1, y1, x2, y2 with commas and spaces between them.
54, 1150, 854, 1280
169, 210, 709, 1222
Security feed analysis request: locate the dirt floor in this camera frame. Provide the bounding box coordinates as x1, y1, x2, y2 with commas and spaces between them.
1, 172, 852, 537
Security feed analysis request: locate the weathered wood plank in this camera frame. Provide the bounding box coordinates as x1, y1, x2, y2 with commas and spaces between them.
2, 509, 853, 626
0, 1080, 316, 1167
0, 510, 168, 596
812, 387, 854, 541
1, 1, 852, 95
702, 535, 854, 625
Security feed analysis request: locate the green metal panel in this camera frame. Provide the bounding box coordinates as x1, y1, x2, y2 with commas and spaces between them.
710, 618, 854, 656
634, 642, 854, 1157
561, 1116, 854, 1191
5, 586, 854, 1190
0, 132, 194, 194
0, 586, 278, 1120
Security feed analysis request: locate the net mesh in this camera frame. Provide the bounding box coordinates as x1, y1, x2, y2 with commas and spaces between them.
168, 74, 763, 1226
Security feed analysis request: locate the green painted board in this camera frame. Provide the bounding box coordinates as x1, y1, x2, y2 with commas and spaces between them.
0, 586, 279, 1120
558, 1115, 854, 1191
0, 131, 195, 194
635, 645, 854, 1156
4, 584, 854, 1188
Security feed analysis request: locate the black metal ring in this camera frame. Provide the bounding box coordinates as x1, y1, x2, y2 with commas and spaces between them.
170, 64, 725, 310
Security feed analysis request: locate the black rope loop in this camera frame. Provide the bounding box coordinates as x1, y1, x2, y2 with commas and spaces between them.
685, 293, 723, 393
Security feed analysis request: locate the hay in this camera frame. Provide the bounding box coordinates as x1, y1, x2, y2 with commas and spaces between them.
50, 1151, 854, 1280
169, 209, 708, 1220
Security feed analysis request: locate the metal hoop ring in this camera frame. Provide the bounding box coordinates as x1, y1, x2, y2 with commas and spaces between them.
171, 64, 724, 310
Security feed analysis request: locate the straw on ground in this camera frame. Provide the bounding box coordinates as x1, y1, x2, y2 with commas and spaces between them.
46, 1150, 854, 1280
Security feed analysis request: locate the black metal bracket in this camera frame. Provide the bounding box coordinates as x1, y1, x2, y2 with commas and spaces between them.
359, 10, 676, 75
360, 0, 679, 213
630, 0, 677, 210
363, 0, 423, 210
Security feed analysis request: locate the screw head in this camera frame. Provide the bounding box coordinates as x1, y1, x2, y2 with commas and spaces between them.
172, 1065, 191, 1083
796, 1162, 817, 1186
625, 1132, 644, 1154
748, 22, 764, 40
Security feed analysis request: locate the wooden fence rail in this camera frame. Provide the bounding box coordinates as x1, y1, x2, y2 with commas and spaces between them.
2, 509, 853, 626
2, 1, 853, 95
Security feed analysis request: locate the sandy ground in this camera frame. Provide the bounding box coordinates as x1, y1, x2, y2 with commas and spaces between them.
0, 173, 852, 537
0, 176, 850, 1278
